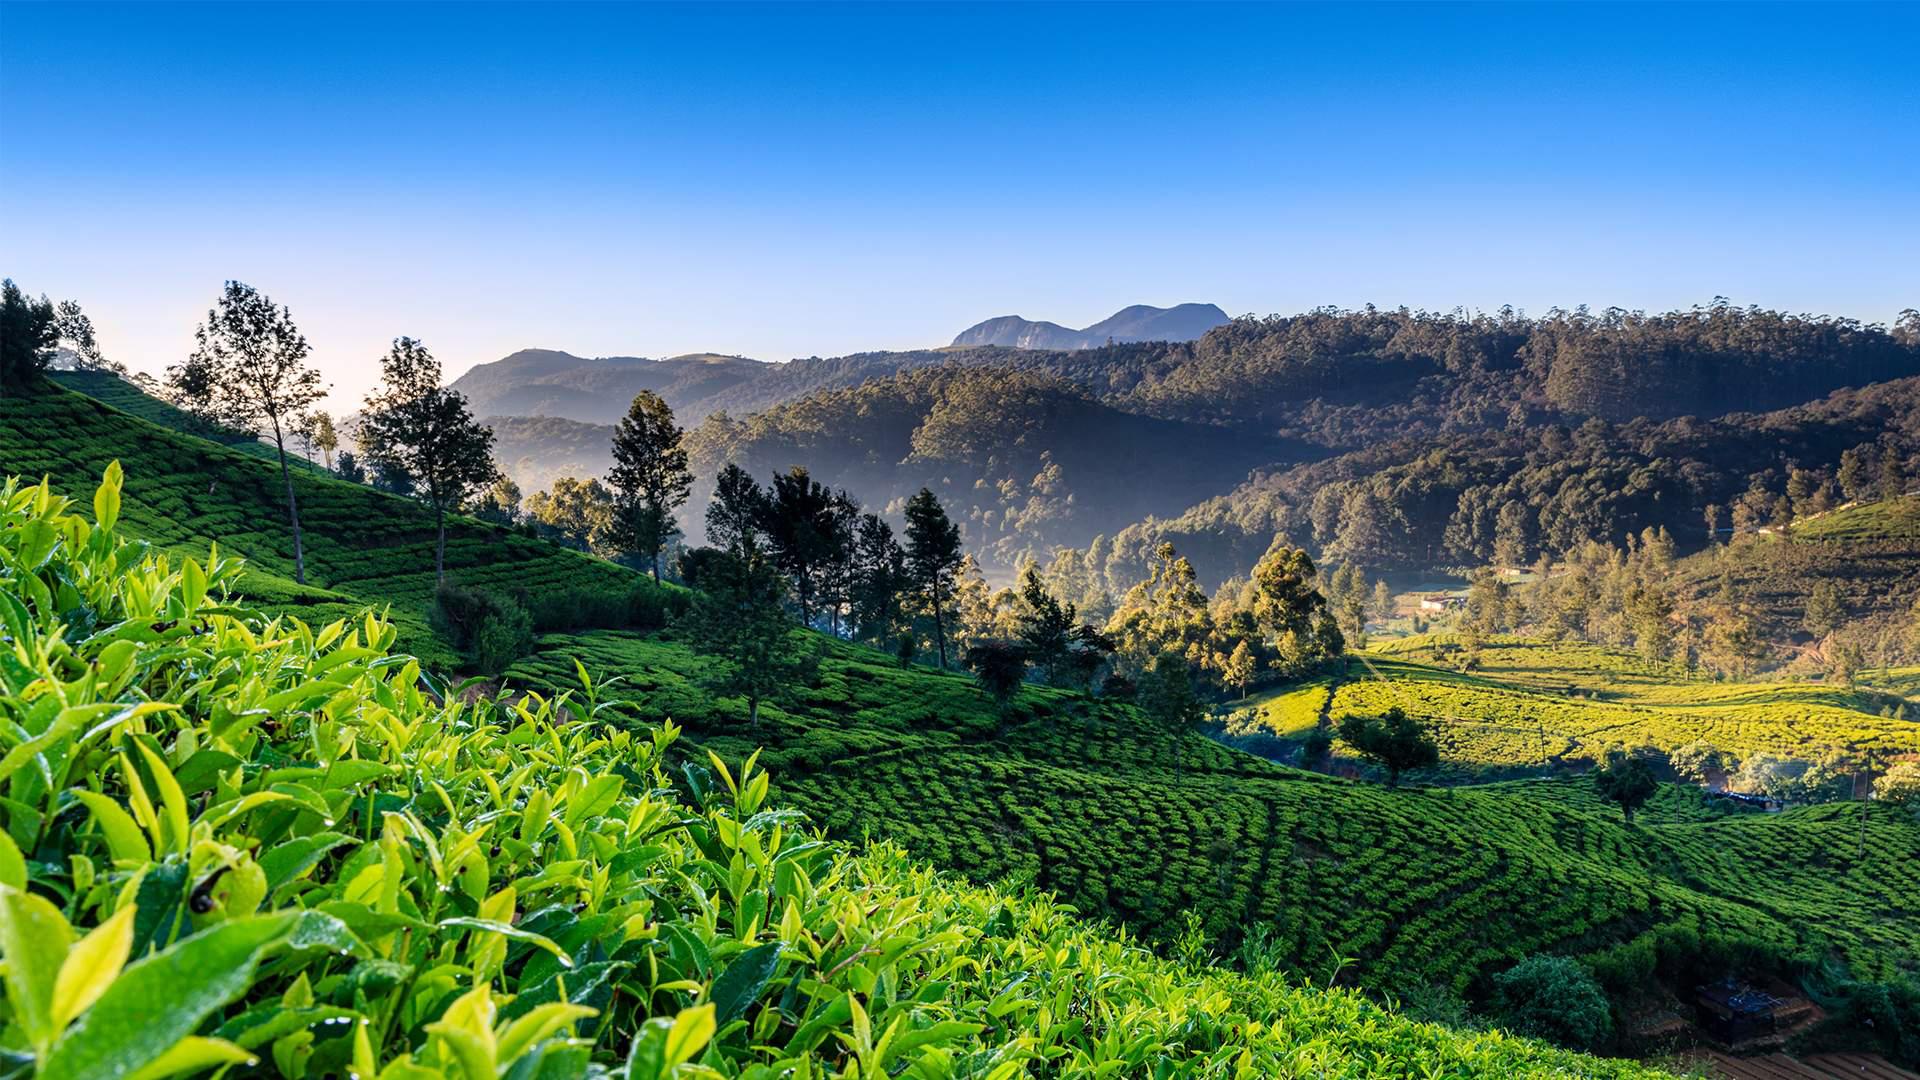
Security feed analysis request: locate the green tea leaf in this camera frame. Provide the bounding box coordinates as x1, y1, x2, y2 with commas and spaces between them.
0, 883, 75, 1052
40, 911, 302, 1080
51, 901, 137, 1031
709, 941, 783, 1026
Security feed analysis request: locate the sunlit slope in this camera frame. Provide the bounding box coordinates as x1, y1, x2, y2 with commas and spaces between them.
507, 629, 1920, 1001
1307, 638, 1920, 767
0, 381, 634, 665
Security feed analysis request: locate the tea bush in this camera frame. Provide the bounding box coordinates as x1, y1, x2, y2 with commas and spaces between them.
0, 467, 1682, 1078
430, 584, 535, 674
1491, 957, 1613, 1053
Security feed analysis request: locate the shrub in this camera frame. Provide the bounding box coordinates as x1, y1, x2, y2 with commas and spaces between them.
524, 582, 681, 634
1491, 954, 1615, 1051
431, 582, 534, 672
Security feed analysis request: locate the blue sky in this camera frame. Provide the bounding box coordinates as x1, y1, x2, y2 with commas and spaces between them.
3, 1, 1916, 407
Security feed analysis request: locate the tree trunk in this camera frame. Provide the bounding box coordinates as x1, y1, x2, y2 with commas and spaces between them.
748, 695, 759, 727
650, 546, 661, 582
931, 592, 948, 668
435, 505, 447, 583
271, 418, 307, 585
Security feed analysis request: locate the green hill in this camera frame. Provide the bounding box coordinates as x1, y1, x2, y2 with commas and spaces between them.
0, 468, 1666, 1079
5, 378, 1917, 1062
500, 631, 1920, 1006
1281, 638, 1920, 771
1, 380, 638, 668
1788, 494, 1920, 543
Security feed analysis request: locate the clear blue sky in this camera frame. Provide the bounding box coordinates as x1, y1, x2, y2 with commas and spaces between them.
4, 1, 1916, 407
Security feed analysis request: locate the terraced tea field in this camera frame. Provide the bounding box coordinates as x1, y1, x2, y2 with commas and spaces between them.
1230, 637, 1920, 772
506, 628, 1920, 1003
0, 382, 638, 665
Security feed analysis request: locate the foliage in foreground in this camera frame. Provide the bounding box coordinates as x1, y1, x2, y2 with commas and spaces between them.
0, 468, 1675, 1078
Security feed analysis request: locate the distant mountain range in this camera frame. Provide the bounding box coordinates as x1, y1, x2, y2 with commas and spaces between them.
450, 349, 773, 425
950, 303, 1229, 350
451, 303, 1231, 426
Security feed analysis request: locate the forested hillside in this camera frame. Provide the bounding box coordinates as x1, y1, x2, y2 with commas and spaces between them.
684, 366, 1298, 571
1082, 374, 1920, 589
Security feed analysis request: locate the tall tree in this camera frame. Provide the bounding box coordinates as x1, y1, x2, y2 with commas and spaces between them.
1015, 567, 1079, 686
904, 488, 964, 668
762, 467, 838, 625
706, 463, 768, 552
606, 391, 693, 581
814, 491, 861, 636
527, 477, 618, 554
309, 411, 339, 470
0, 279, 58, 389
167, 282, 326, 583
1110, 542, 1216, 674
850, 512, 908, 647
359, 337, 502, 582
472, 475, 523, 526
1138, 650, 1204, 778
686, 540, 815, 726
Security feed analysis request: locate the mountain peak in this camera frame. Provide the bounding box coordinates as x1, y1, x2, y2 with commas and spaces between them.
951, 303, 1228, 350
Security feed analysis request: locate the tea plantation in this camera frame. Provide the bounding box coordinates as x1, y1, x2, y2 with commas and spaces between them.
1, 381, 637, 668
503, 631, 1920, 1007
0, 469, 1677, 1078
1225, 638, 1920, 771
5, 380, 1918, 1069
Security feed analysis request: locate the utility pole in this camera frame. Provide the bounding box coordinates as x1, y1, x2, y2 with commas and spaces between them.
1857, 750, 1873, 864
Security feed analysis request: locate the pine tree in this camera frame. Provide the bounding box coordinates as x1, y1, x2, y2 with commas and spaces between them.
606, 391, 693, 581
904, 488, 963, 668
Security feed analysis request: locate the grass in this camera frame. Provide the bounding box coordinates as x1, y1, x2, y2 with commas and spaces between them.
1322, 637, 1920, 766
1788, 494, 1920, 543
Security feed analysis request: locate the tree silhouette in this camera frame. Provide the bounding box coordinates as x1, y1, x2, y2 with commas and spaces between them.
1139, 651, 1205, 778
1593, 752, 1658, 824
964, 640, 1029, 716
1337, 707, 1438, 788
